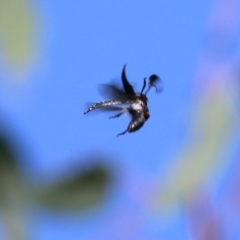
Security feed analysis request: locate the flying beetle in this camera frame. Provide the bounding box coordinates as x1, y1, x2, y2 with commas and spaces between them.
84, 65, 163, 136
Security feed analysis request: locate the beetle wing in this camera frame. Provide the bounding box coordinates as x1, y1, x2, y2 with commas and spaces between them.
121, 65, 136, 96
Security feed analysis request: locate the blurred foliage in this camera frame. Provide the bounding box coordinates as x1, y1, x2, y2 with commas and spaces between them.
0, 129, 30, 240
0, 133, 19, 172
155, 86, 236, 209
0, 0, 36, 75
0, 124, 111, 210
0, 129, 112, 210
0, 124, 113, 239
0, 131, 26, 205
35, 165, 111, 210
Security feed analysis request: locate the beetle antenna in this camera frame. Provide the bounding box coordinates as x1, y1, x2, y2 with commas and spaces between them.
145, 74, 162, 95
140, 78, 147, 94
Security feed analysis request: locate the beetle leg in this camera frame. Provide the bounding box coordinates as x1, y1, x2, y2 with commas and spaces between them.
109, 111, 125, 119
117, 129, 128, 137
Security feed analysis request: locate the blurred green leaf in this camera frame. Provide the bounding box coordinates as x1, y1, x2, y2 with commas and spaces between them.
36, 166, 111, 210
0, 133, 20, 172
0, 131, 27, 208
0, 0, 36, 74
155, 87, 236, 209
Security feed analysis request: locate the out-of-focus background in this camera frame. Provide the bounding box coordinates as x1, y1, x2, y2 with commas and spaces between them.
0, 0, 240, 239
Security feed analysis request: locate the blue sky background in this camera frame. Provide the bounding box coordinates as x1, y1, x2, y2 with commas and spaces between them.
1, 0, 240, 239
30, 0, 210, 173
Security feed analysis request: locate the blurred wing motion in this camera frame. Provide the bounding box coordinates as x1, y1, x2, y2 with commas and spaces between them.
84, 65, 138, 115
98, 83, 129, 100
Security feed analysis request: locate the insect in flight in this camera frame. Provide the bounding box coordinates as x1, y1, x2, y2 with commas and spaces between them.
84, 65, 163, 136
